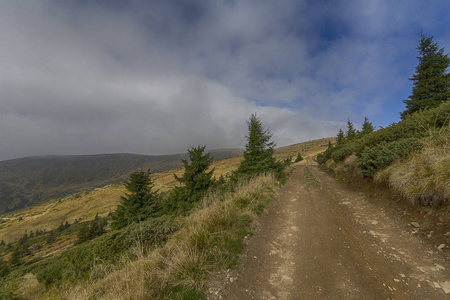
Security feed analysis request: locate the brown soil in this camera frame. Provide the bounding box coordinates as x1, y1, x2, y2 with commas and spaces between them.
209, 164, 450, 299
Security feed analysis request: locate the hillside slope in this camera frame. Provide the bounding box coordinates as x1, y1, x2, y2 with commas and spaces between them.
0, 150, 242, 214
0, 139, 331, 244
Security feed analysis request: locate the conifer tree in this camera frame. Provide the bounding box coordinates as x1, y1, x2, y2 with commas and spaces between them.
294, 152, 304, 162
165, 146, 214, 214
360, 116, 374, 137
336, 129, 345, 145
76, 214, 107, 243
111, 170, 160, 229
236, 114, 283, 176
9, 246, 23, 266
0, 257, 9, 277
346, 119, 357, 141
174, 146, 214, 197
402, 32, 450, 118
46, 230, 56, 244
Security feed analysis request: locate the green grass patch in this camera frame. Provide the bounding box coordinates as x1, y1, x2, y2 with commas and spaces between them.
303, 167, 320, 189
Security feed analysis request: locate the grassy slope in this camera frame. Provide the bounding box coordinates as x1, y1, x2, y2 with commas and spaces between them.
0, 138, 330, 299
58, 173, 280, 299
320, 101, 449, 207
375, 129, 450, 206
0, 139, 331, 245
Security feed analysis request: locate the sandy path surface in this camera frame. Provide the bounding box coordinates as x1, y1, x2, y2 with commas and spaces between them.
215, 165, 450, 299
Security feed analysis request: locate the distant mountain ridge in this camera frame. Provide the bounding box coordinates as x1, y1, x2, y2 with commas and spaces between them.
0, 149, 242, 214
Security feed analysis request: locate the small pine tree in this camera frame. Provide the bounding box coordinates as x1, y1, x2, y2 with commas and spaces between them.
165, 146, 214, 214
77, 223, 90, 243
402, 32, 450, 118
76, 214, 107, 243
360, 116, 374, 137
346, 119, 357, 141
294, 152, 304, 162
336, 129, 345, 145
46, 230, 56, 244
10, 237, 31, 266
111, 170, 160, 230
57, 222, 65, 233
0, 257, 9, 277
217, 174, 226, 186
236, 114, 284, 177
174, 146, 214, 197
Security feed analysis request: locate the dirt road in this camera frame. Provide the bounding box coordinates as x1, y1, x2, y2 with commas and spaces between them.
216, 165, 450, 299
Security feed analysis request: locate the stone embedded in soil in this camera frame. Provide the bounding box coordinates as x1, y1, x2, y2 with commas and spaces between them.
411, 222, 420, 228
437, 244, 446, 251
440, 281, 450, 294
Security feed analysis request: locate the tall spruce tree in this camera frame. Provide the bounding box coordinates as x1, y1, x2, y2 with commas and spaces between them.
402, 32, 450, 118
111, 170, 159, 229
236, 114, 283, 176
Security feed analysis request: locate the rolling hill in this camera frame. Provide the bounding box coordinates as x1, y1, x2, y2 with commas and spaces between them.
0, 138, 332, 244
0, 149, 242, 214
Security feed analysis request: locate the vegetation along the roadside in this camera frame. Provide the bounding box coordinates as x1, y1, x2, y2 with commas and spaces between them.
0, 114, 289, 299
318, 32, 450, 207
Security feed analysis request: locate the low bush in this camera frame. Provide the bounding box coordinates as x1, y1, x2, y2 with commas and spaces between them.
318, 101, 450, 179
33, 215, 179, 286
331, 146, 354, 163
358, 138, 423, 176
317, 146, 334, 165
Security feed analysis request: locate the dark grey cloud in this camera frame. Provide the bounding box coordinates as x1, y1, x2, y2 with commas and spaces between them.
0, 0, 449, 160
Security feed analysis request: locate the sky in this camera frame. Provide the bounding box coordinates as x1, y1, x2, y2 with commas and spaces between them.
1, 0, 449, 161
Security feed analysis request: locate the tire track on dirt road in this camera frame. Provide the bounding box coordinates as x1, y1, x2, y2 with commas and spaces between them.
216, 165, 449, 299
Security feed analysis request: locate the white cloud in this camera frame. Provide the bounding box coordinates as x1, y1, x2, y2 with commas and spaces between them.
0, 0, 449, 160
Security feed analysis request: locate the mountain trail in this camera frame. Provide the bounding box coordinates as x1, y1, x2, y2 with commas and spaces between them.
209, 164, 450, 299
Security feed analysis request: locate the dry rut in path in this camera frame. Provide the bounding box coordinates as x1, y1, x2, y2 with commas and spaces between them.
216, 165, 450, 300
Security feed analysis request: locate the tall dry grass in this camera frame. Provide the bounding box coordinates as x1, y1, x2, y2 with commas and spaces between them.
375, 127, 450, 206
52, 173, 279, 300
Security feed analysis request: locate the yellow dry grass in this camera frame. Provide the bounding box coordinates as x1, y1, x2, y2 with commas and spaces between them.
274, 137, 335, 160
56, 173, 280, 300
0, 138, 331, 244
375, 129, 450, 206
0, 185, 123, 243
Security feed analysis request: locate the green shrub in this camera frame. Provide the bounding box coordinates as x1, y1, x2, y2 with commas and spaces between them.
318, 101, 449, 170
317, 146, 333, 164
34, 216, 178, 286
294, 153, 304, 162
0, 259, 9, 278
0, 278, 17, 300
331, 146, 353, 163
358, 138, 423, 176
